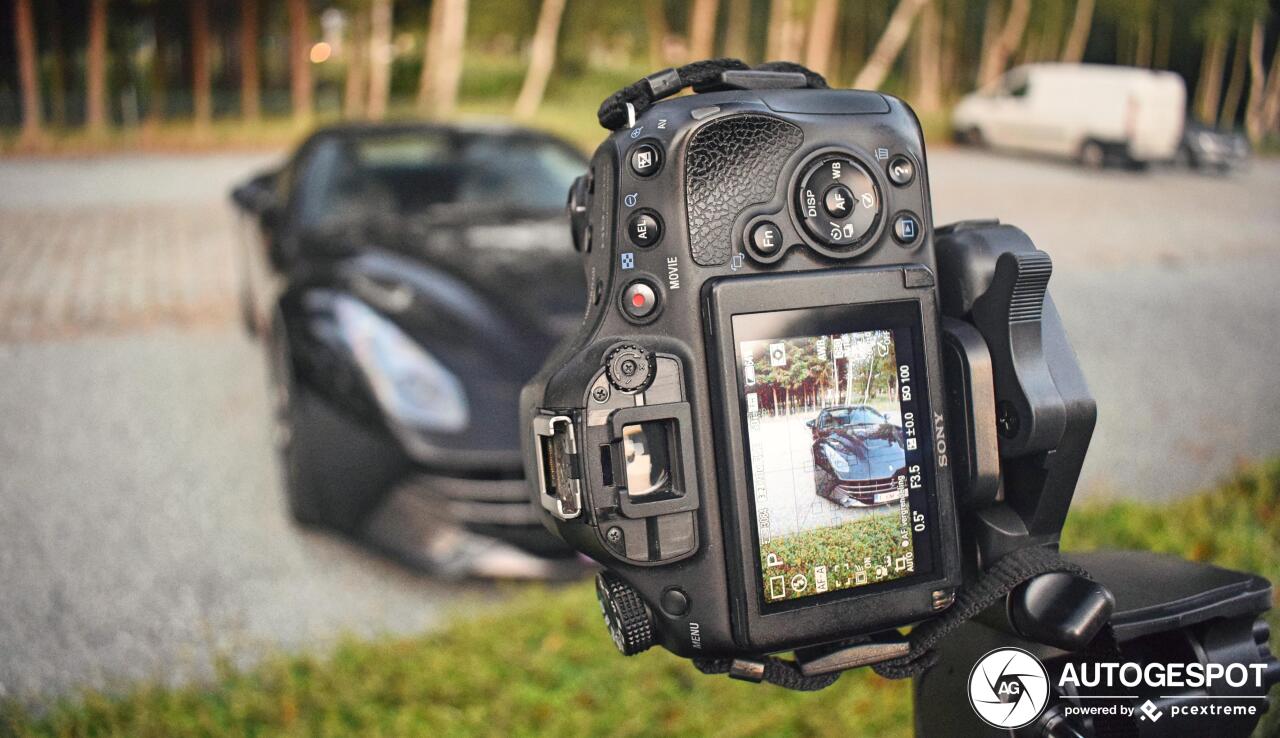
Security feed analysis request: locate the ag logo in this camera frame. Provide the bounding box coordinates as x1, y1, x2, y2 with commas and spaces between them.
968, 647, 1050, 729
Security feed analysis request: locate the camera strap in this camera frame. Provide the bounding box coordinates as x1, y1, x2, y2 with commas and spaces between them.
693, 546, 1113, 691
597, 59, 829, 130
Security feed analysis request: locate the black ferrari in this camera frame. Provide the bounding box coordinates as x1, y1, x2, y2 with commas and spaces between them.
231, 122, 588, 578
807, 405, 907, 508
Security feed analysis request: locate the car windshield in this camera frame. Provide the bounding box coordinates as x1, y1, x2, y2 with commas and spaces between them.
821, 407, 883, 428
294, 131, 585, 227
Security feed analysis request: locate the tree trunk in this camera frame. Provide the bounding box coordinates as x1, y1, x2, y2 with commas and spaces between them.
1060, 0, 1093, 64
689, 0, 718, 61
766, 0, 792, 60
644, 0, 669, 68
345, 5, 369, 119
367, 0, 393, 120
147, 4, 168, 124
418, 0, 468, 116
1218, 26, 1248, 129
288, 0, 313, 121
14, 0, 42, 144
939, 0, 963, 101
1195, 22, 1228, 124
86, 0, 109, 135
976, 0, 1029, 87
804, 0, 838, 77
190, 0, 212, 130
852, 0, 929, 91
1153, 9, 1172, 69
723, 0, 750, 61
1244, 19, 1267, 142
239, 0, 260, 120
1133, 7, 1152, 68
911, 0, 942, 112
1263, 34, 1280, 133
48, 2, 68, 128
513, 0, 565, 119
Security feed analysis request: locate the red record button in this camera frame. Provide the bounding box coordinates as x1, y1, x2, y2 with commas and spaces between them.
622, 281, 659, 320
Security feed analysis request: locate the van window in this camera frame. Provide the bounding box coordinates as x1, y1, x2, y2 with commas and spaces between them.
1010, 80, 1030, 98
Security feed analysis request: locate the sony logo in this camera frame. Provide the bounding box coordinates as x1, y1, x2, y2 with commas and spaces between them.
934, 412, 949, 467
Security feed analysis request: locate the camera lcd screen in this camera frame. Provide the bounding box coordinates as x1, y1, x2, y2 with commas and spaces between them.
732, 302, 937, 607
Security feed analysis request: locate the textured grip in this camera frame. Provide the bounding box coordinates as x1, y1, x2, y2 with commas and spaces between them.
684, 115, 803, 266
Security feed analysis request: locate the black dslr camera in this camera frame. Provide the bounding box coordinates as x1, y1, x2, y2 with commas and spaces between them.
522, 65, 961, 662
521, 62, 1277, 727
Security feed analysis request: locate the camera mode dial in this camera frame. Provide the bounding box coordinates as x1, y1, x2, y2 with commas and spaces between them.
595, 571, 654, 655
605, 344, 655, 393
795, 155, 882, 252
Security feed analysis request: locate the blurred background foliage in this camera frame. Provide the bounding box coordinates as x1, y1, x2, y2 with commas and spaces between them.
2, 0, 1280, 152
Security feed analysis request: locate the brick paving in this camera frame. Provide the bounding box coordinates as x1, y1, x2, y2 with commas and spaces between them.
0, 204, 240, 341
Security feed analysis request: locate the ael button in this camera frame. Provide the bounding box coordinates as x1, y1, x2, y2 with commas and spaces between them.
621, 281, 659, 320
627, 210, 663, 247
629, 142, 662, 177
887, 155, 915, 186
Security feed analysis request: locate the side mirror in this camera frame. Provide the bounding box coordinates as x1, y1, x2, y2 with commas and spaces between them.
231, 171, 281, 226
805, 420, 816, 429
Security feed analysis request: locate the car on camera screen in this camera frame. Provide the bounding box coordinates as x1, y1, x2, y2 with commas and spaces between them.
807, 404, 907, 508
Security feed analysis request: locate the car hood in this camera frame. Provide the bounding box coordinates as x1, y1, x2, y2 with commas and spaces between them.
820, 424, 906, 481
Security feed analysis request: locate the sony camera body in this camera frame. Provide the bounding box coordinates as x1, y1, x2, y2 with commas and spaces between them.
521, 79, 962, 660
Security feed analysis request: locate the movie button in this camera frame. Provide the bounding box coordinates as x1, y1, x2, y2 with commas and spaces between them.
893, 212, 921, 245
627, 210, 662, 247
750, 221, 783, 256
660, 587, 690, 616
887, 155, 915, 186
823, 184, 855, 218
622, 281, 659, 320
629, 142, 662, 177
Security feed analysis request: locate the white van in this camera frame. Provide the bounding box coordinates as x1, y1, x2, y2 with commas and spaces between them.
951, 63, 1186, 167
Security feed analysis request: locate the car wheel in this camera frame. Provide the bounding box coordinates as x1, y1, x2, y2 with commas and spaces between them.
1078, 139, 1107, 169
266, 313, 406, 533
955, 127, 984, 147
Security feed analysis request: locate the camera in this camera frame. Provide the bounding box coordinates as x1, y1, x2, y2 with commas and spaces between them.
521, 67, 962, 661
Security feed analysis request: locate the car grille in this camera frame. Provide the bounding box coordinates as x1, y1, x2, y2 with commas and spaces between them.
836, 477, 900, 495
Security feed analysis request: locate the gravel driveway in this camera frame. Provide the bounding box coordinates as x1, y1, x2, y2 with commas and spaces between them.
0, 147, 1277, 701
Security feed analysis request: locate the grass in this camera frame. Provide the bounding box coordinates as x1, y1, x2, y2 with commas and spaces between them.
2, 458, 1279, 737
760, 512, 910, 603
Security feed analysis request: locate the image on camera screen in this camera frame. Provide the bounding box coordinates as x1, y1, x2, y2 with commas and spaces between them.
739, 329, 922, 604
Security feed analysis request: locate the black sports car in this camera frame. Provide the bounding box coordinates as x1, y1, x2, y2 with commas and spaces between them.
231, 123, 588, 578
807, 405, 907, 508
1178, 119, 1250, 173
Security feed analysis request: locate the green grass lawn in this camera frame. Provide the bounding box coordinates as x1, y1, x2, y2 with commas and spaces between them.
4, 459, 1278, 738
759, 511, 909, 603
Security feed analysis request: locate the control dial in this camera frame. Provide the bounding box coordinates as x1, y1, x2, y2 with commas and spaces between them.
795, 155, 882, 252
595, 571, 654, 655
605, 344, 655, 393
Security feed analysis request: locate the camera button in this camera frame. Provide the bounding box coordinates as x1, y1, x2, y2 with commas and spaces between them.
629, 142, 662, 177
887, 155, 915, 186
660, 588, 690, 616
823, 183, 855, 218
749, 222, 783, 256
892, 212, 922, 245
627, 210, 663, 247
621, 281, 659, 320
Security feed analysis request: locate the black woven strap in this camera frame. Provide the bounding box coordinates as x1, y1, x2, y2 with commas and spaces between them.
873, 545, 1091, 679
596, 58, 828, 130
693, 546, 1093, 691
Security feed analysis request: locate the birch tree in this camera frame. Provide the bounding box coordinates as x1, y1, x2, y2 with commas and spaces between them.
513, 0, 566, 119
853, 0, 930, 91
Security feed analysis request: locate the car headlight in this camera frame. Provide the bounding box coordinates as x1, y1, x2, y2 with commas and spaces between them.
822, 444, 851, 475
333, 295, 469, 433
